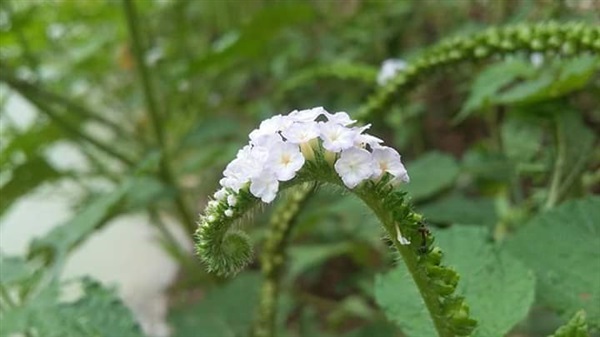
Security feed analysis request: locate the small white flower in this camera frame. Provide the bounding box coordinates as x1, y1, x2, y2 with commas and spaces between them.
355, 133, 384, 148
224, 209, 234, 217
250, 172, 279, 203
334, 147, 380, 188
396, 225, 411, 245
266, 142, 305, 181
377, 59, 407, 86
249, 114, 293, 144
289, 107, 326, 122
281, 121, 320, 144
319, 122, 358, 152
207, 215, 216, 223
324, 111, 356, 126
371, 146, 409, 183
213, 188, 228, 200
227, 195, 237, 207
208, 200, 219, 208
250, 133, 283, 147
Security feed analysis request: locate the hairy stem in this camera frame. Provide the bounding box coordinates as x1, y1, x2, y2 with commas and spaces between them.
545, 119, 565, 209
253, 184, 315, 337
357, 22, 599, 119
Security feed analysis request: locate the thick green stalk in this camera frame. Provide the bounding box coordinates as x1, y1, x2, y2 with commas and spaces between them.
122, 0, 196, 233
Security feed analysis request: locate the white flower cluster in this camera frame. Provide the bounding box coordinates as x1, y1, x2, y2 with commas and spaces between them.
217, 107, 409, 204
377, 59, 408, 86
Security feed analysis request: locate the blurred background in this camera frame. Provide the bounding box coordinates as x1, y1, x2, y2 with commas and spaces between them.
0, 1, 598, 337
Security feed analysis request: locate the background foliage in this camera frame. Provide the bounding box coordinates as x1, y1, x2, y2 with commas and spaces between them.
0, 0, 598, 336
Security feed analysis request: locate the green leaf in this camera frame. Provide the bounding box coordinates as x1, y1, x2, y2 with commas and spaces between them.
0, 255, 36, 286
419, 194, 497, 226
501, 115, 544, 164
375, 226, 535, 337
169, 272, 261, 337
436, 226, 535, 337
549, 310, 589, 337
506, 196, 600, 328
455, 60, 533, 122
0, 156, 62, 219
0, 278, 142, 337
497, 56, 599, 105
401, 152, 460, 202
374, 262, 437, 337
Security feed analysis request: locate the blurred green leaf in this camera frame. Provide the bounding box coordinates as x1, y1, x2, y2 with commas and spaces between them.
497, 56, 599, 105
0, 121, 62, 169
419, 194, 497, 226
506, 196, 600, 328
125, 176, 174, 210
0, 156, 62, 219
288, 242, 352, 280
0, 278, 142, 337
462, 147, 512, 182
501, 115, 544, 164
456, 60, 532, 122
169, 272, 261, 337
190, 3, 315, 72
376, 226, 535, 337
401, 152, 460, 202
0, 255, 35, 286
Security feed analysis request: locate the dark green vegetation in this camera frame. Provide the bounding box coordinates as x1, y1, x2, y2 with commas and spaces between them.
0, 1, 598, 336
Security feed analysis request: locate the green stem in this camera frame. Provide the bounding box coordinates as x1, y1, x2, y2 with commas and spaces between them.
122, 0, 196, 233
0, 284, 16, 309
253, 184, 315, 337
357, 193, 451, 337
7, 84, 136, 166
357, 22, 599, 119
545, 120, 565, 209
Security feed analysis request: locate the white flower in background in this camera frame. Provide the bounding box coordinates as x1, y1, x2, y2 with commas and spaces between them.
334, 147, 381, 188
266, 142, 305, 181
281, 121, 320, 144
214, 106, 409, 204
319, 122, 358, 152
224, 209, 234, 217
250, 172, 279, 203
371, 146, 410, 183
377, 58, 407, 86
530, 52, 543, 68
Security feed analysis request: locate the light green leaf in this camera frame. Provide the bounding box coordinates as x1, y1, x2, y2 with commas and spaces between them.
549, 310, 589, 337
375, 226, 535, 337
169, 272, 261, 337
507, 196, 600, 328
436, 226, 535, 337
402, 152, 460, 202
0, 278, 142, 337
